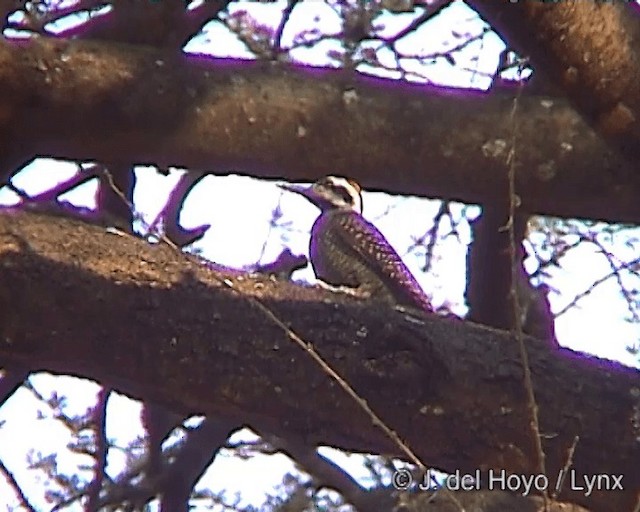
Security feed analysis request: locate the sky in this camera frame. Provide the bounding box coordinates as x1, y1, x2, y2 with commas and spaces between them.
0, 1, 639, 510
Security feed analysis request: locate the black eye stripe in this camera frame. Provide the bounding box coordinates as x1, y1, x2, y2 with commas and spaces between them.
331, 184, 353, 204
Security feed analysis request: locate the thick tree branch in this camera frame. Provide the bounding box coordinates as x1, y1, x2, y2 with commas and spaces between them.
158, 418, 238, 511
0, 210, 638, 512
0, 365, 28, 405
466, 1, 640, 169
0, 38, 638, 224
465, 199, 523, 330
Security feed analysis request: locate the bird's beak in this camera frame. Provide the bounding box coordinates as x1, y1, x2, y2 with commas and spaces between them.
278, 182, 316, 204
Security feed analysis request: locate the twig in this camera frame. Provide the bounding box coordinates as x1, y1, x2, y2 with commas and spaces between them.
272, 0, 299, 58
381, 0, 452, 45
407, 200, 450, 273
85, 388, 110, 511
554, 256, 640, 318
552, 435, 579, 499
0, 457, 38, 512
505, 68, 549, 509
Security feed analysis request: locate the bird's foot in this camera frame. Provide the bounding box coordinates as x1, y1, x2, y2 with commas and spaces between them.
317, 280, 371, 299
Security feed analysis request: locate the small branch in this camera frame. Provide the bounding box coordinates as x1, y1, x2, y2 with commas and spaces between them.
407, 200, 450, 273
552, 436, 580, 499
148, 172, 210, 247
0, 457, 38, 512
554, 256, 640, 318
272, 0, 300, 59
85, 388, 110, 512
381, 0, 452, 45
261, 429, 387, 511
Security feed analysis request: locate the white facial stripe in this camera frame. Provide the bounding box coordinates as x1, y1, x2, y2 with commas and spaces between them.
328, 176, 354, 191
327, 176, 363, 213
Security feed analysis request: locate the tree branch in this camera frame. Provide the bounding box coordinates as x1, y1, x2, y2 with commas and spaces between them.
0, 210, 638, 512
466, 1, 640, 169
0, 38, 638, 224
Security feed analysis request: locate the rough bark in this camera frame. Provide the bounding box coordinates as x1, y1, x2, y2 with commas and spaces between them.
467, 0, 640, 168
0, 210, 638, 512
0, 37, 638, 225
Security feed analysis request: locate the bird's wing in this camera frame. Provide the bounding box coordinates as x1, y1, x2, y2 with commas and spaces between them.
331, 211, 432, 312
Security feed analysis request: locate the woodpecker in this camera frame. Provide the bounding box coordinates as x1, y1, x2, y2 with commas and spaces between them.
279, 176, 432, 312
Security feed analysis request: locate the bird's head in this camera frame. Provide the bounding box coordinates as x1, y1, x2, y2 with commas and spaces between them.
279, 175, 363, 214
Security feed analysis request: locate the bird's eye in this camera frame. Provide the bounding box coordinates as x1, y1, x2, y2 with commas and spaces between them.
334, 186, 354, 205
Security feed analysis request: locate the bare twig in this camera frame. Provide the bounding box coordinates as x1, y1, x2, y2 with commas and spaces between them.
85, 388, 110, 512
272, 0, 300, 58
552, 435, 579, 499
0, 457, 38, 512
406, 200, 450, 273
260, 429, 377, 510
381, 0, 452, 45
505, 70, 549, 509
7, 0, 107, 35
591, 238, 640, 324
554, 256, 640, 318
